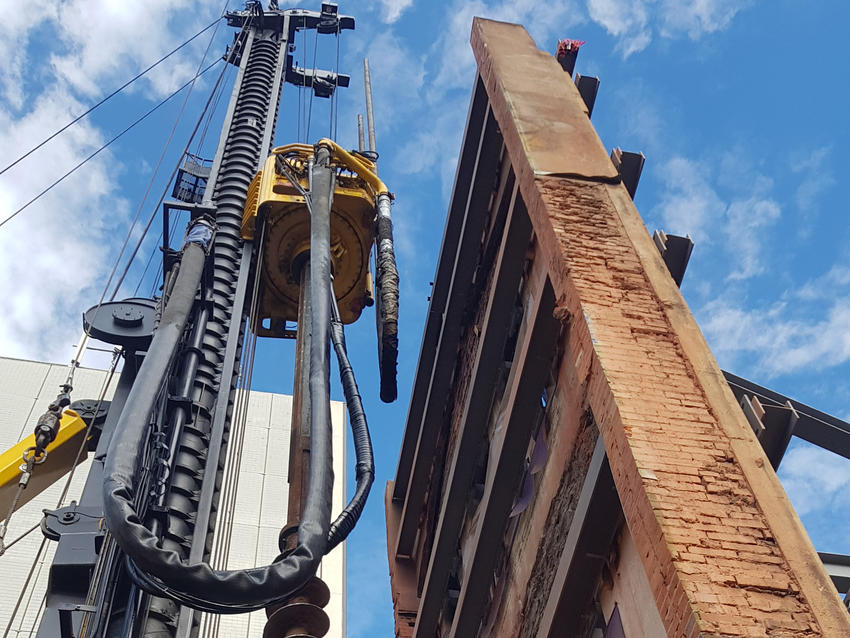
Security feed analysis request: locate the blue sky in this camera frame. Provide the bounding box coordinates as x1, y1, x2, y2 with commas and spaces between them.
1, 1, 848, 635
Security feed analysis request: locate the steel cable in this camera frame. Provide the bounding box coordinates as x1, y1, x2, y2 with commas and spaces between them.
2, 349, 120, 638
107, 1, 227, 302
0, 60, 222, 230
0, 17, 223, 178
133, 3, 233, 299
105, 21, 251, 302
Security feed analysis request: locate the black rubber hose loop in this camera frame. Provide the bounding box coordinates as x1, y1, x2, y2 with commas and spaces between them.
103, 167, 336, 610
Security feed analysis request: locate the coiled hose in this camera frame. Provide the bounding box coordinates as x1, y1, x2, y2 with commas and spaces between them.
326, 318, 374, 551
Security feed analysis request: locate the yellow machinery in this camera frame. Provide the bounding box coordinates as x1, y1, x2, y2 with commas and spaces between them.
0, 409, 88, 517
242, 138, 390, 337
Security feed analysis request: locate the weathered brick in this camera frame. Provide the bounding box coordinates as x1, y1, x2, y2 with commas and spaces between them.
387, 18, 850, 638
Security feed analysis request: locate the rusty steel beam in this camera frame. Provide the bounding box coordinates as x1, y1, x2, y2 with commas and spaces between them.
392, 76, 489, 505
447, 257, 558, 638
394, 104, 503, 559
284, 266, 313, 546
413, 183, 533, 637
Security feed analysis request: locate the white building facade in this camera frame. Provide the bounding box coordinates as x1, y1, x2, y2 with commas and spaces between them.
0, 356, 346, 638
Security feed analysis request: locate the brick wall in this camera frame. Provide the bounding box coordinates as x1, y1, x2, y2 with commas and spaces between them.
385, 18, 849, 638
471, 17, 850, 638
543, 177, 819, 636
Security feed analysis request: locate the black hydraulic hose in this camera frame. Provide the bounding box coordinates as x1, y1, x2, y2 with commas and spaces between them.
300, 142, 335, 561
326, 319, 374, 551
375, 193, 399, 403
103, 157, 335, 612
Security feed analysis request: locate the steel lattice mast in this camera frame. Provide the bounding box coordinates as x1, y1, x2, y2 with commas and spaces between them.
36, 5, 353, 637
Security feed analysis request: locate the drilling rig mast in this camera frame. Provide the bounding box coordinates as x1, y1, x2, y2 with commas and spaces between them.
0, 3, 395, 637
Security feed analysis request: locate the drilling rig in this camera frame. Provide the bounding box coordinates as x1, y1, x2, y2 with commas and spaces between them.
0, 2, 395, 637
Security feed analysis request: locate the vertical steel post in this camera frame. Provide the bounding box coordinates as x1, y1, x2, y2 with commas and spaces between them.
286, 264, 313, 543
363, 59, 377, 154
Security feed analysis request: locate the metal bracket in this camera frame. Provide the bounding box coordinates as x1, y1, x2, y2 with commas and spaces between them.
67, 399, 110, 450
225, 3, 355, 40
42, 502, 106, 595
161, 201, 218, 290
163, 201, 216, 226
286, 3, 355, 34
42, 503, 104, 540
574, 74, 600, 118
58, 603, 97, 638
739, 394, 798, 470
285, 63, 351, 97
652, 229, 694, 287
610, 148, 645, 199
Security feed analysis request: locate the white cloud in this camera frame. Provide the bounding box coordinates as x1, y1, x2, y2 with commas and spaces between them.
0, 1, 221, 363
723, 195, 780, 280
796, 265, 850, 301
0, 89, 128, 362
791, 146, 835, 216
429, 0, 491, 95
778, 442, 850, 517
586, 0, 752, 57
587, 0, 650, 56
653, 156, 724, 241
652, 155, 781, 281
658, 0, 748, 40
49, 0, 218, 99
0, 0, 58, 109
607, 80, 679, 165
430, 0, 584, 97
699, 295, 850, 377
376, 0, 414, 24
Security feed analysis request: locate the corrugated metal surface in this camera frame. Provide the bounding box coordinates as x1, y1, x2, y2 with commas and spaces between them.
0, 357, 345, 638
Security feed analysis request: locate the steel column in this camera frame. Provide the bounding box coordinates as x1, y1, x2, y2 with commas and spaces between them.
391, 76, 489, 504
446, 263, 558, 638
394, 104, 502, 559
